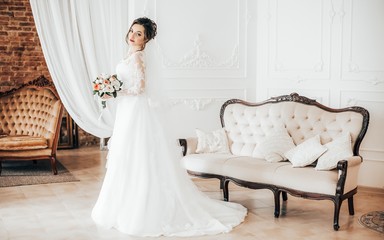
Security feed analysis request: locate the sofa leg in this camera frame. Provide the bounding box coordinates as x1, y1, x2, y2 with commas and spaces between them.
282, 191, 288, 201
223, 179, 230, 202
348, 197, 354, 215
50, 157, 58, 175
274, 190, 281, 218
220, 178, 224, 190
333, 197, 342, 231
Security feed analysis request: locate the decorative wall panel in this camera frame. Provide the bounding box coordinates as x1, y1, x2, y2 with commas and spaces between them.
155, 0, 247, 79
341, 0, 384, 85
268, 0, 331, 81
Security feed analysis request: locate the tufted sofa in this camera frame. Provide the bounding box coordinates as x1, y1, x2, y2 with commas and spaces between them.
0, 76, 63, 175
179, 93, 369, 230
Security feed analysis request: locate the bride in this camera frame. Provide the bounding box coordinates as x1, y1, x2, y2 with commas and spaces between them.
91, 17, 247, 237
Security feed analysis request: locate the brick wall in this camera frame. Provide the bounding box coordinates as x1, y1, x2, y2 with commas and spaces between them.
0, 0, 50, 91
0, 0, 99, 147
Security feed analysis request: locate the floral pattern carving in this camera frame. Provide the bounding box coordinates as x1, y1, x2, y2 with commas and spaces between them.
161, 36, 239, 69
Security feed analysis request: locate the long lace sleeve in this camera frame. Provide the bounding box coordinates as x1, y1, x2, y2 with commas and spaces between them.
118, 51, 146, 96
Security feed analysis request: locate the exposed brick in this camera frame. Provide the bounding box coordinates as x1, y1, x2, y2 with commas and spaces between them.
13, 16, 28, 21
19, 21, 34, 26
13, 11, 25, 17
8, 6, 26, 11
0, 11, 14, 17
0, 0, 99, 147
6, 26, 22, 31
17, 31, 34, 37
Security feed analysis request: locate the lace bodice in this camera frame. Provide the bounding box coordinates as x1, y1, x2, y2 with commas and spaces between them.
116, 51, 146, 95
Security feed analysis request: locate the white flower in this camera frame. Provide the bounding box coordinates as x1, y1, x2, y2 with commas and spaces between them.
103, 85, 114, 93
111, 79, 121, 89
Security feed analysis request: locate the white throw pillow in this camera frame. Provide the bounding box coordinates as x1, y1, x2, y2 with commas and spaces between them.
257, 128, 295, 162
284, 135, 327, 167
195, 128, 230, 154
315, 133, 353, 170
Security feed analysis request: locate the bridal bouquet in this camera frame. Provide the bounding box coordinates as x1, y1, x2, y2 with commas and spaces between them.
93, 74, 123, 108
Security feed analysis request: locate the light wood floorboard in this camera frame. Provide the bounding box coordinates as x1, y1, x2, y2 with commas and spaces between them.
0, 146, 383, 239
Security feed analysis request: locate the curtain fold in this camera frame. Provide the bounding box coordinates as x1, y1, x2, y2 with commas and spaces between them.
30, 0, 130, 138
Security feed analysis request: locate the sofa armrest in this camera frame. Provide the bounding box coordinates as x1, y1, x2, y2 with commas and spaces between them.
344, 156, 362, 168
336, 156, 362, 195
178, 137, 198, 156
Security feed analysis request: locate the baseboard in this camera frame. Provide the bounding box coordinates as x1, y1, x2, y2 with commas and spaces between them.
358, 185, 384, 195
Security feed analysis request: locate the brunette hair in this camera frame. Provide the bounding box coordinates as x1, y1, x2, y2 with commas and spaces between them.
125, 17, 157, 47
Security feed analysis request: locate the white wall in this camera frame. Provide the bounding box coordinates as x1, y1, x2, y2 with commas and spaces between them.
130, 0, 384, 189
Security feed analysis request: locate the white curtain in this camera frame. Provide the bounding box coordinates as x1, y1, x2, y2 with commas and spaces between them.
30, 0, 130, 138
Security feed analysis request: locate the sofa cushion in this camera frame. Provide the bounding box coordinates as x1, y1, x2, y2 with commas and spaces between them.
181, 153, 235, 176
195, 128, 230, 154
315, 133, 353, 170
284, 135, 327, 167
223, 157, 291, 184
273, 164, 338, 195
257, 128, 295, 162
0, 135, 48, 151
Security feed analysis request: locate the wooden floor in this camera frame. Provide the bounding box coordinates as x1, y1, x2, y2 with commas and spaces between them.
0, 146, 383, 239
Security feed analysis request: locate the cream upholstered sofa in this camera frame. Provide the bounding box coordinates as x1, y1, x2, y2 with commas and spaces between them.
179, 93, 369, 231
0, 76, 63, 175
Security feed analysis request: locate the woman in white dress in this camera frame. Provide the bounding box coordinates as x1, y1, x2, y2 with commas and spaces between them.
91, 17, 247, 237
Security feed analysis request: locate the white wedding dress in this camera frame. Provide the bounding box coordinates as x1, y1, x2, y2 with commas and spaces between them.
91, 51, 247, 237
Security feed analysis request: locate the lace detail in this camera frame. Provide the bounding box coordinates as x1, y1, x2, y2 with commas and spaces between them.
116, 51, 146, 96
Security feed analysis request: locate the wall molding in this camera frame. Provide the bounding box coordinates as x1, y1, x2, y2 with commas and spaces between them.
267, 0, 332, 81
341, 0, 384, 84
155, 0, 247, 79
363, 77, 384, 85
160, 36, 239, 69
170, 98, 224, 111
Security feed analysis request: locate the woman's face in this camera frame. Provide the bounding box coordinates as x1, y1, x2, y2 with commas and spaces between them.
128, 24, 146, 50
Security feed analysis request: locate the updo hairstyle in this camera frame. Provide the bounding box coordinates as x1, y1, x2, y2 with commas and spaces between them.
125, 17, 157, 45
